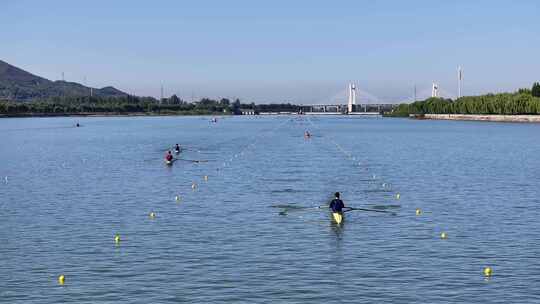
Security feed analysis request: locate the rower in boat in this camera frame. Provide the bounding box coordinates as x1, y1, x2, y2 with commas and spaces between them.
329, 192, 345, 224
165, 150, 174, 165
174, 144, 181, 154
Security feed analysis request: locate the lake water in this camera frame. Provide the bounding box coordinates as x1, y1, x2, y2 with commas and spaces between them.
1, 115, 540, 303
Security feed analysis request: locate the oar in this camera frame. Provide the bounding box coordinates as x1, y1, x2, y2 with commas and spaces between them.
175, 158, 209, 163
278, 205, 327, 215
344, 207, 396, 215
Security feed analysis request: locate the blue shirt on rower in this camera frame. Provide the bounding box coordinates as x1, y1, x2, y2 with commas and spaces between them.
329, 199, 345, 213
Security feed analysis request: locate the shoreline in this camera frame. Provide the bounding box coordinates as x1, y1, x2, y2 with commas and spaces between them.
0, 112, 231, 119
410, 114, 540, 123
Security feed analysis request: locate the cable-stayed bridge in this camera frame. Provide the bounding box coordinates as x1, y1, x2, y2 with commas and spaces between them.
299, 84, 395, 114
299, 83, 456, 114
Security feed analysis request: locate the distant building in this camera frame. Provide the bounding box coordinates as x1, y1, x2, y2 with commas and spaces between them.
240, 108, 257, 115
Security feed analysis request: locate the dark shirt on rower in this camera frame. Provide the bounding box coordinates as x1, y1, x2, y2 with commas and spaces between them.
329, 199, 345, 213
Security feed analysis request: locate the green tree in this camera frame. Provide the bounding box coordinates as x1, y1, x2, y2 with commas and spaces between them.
169, 94, 182, 104
220, 98, 230, 106
532, 82, 540, 97
231, 99, 242, 115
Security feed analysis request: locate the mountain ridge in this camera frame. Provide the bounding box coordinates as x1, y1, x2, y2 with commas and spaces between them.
0, 60, 128, 101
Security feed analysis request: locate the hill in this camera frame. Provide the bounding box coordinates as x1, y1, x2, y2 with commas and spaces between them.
0, 60, 128, 101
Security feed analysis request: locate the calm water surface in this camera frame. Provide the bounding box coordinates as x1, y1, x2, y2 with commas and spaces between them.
1, 116, 540, 303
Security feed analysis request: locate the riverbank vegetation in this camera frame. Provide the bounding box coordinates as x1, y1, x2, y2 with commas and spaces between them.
0, 95, 299, 117
388, 83, 540, 117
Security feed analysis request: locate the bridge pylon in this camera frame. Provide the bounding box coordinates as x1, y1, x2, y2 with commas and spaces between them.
347, 83, 357, 113
432, 82, 439, 98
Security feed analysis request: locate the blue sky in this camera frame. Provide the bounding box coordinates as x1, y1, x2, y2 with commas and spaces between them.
1, 0, 539, 103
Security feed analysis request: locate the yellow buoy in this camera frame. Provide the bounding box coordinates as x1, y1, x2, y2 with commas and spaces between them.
440, 232, 447, 239
114, 234, 121, 244
58, 274, 65, 285
149, 212, 156, 219
484, 267, 492, 277
204, 175, 208, 181
396, 193, 400, 200
415, 208, 422, 216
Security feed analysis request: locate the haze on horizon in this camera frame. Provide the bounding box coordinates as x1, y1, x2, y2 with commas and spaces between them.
1, 0, 539, 104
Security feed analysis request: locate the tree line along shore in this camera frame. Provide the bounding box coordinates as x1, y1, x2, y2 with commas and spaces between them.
1, 83, 539, 118
0, 95, 299, 117
388, 82, 540, 117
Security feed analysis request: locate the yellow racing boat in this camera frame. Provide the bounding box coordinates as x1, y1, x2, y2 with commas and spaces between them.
332, 212, 344, 224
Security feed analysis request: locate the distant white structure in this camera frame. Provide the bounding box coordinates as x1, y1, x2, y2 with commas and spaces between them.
432, 82, 439, 98
347, 83, 356, 113
160, 83, 164, 104
457, 66, 463, 98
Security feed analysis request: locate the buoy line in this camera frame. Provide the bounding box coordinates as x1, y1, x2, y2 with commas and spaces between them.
302, 117, 476, 270
304, 115, 400, 202
164, 116, 296, 205
209, 116, 296, 193
236, 116, 322, 200
170, 116, 296, 206
275, 116, 401, 218
209, 116, 295, 177
53, 115, 497, 286
298, 117, 377, 207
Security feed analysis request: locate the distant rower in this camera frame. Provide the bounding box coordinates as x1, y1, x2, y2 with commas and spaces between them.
165, 150, 174, 164
174, 144, 181, 154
